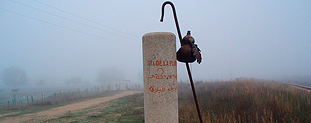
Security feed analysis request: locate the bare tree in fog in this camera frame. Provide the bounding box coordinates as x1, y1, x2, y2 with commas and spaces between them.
0, 66, 28, 88
36, 79, 45, 87
96, 66, 125, 85
65, 76, 83, 86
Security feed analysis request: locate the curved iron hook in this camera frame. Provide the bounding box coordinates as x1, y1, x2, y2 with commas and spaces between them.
160, 1, 182, 44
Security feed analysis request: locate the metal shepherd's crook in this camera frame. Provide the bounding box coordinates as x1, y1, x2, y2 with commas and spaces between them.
160, 1, 203, 123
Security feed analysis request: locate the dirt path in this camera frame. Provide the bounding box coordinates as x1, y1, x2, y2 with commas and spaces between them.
1, 91, 141, 123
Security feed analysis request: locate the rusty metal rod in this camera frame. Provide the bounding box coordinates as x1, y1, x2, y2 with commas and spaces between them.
160, 1, 203, 123
186, 62, 203, 123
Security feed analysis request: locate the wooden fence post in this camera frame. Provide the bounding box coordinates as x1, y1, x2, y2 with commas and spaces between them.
12, 99, 14, 107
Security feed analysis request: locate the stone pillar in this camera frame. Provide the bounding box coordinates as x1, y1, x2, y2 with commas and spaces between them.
143, 32, 178, 122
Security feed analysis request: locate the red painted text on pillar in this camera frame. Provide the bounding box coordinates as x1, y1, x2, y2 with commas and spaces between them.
148, 61, 177, 66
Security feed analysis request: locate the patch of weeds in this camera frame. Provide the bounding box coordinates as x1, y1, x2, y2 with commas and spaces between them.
88, 93, 144, 122
39, 93, 144, 123
43, 92, 144, 122
45, 111, 88, 123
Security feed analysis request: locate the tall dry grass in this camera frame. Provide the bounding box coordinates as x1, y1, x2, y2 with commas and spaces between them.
178, 79, 311, 123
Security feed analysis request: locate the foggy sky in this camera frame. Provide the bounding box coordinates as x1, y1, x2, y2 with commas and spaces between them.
0, 0, 310, 87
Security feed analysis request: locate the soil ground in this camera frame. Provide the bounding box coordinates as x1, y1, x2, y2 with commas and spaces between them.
0, 91, 141, 123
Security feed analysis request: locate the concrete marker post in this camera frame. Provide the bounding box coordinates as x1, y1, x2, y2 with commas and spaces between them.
143, 32, 178, 122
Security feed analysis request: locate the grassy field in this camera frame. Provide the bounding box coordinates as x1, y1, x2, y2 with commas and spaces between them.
0, 86, 104, 108
51, 79, 310, 123
178, 79, 311, 122
1, 79, 310, 122
0, 90, 125, 117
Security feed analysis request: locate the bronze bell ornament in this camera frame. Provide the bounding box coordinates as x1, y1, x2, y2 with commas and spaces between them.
177, 31, 202, 64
